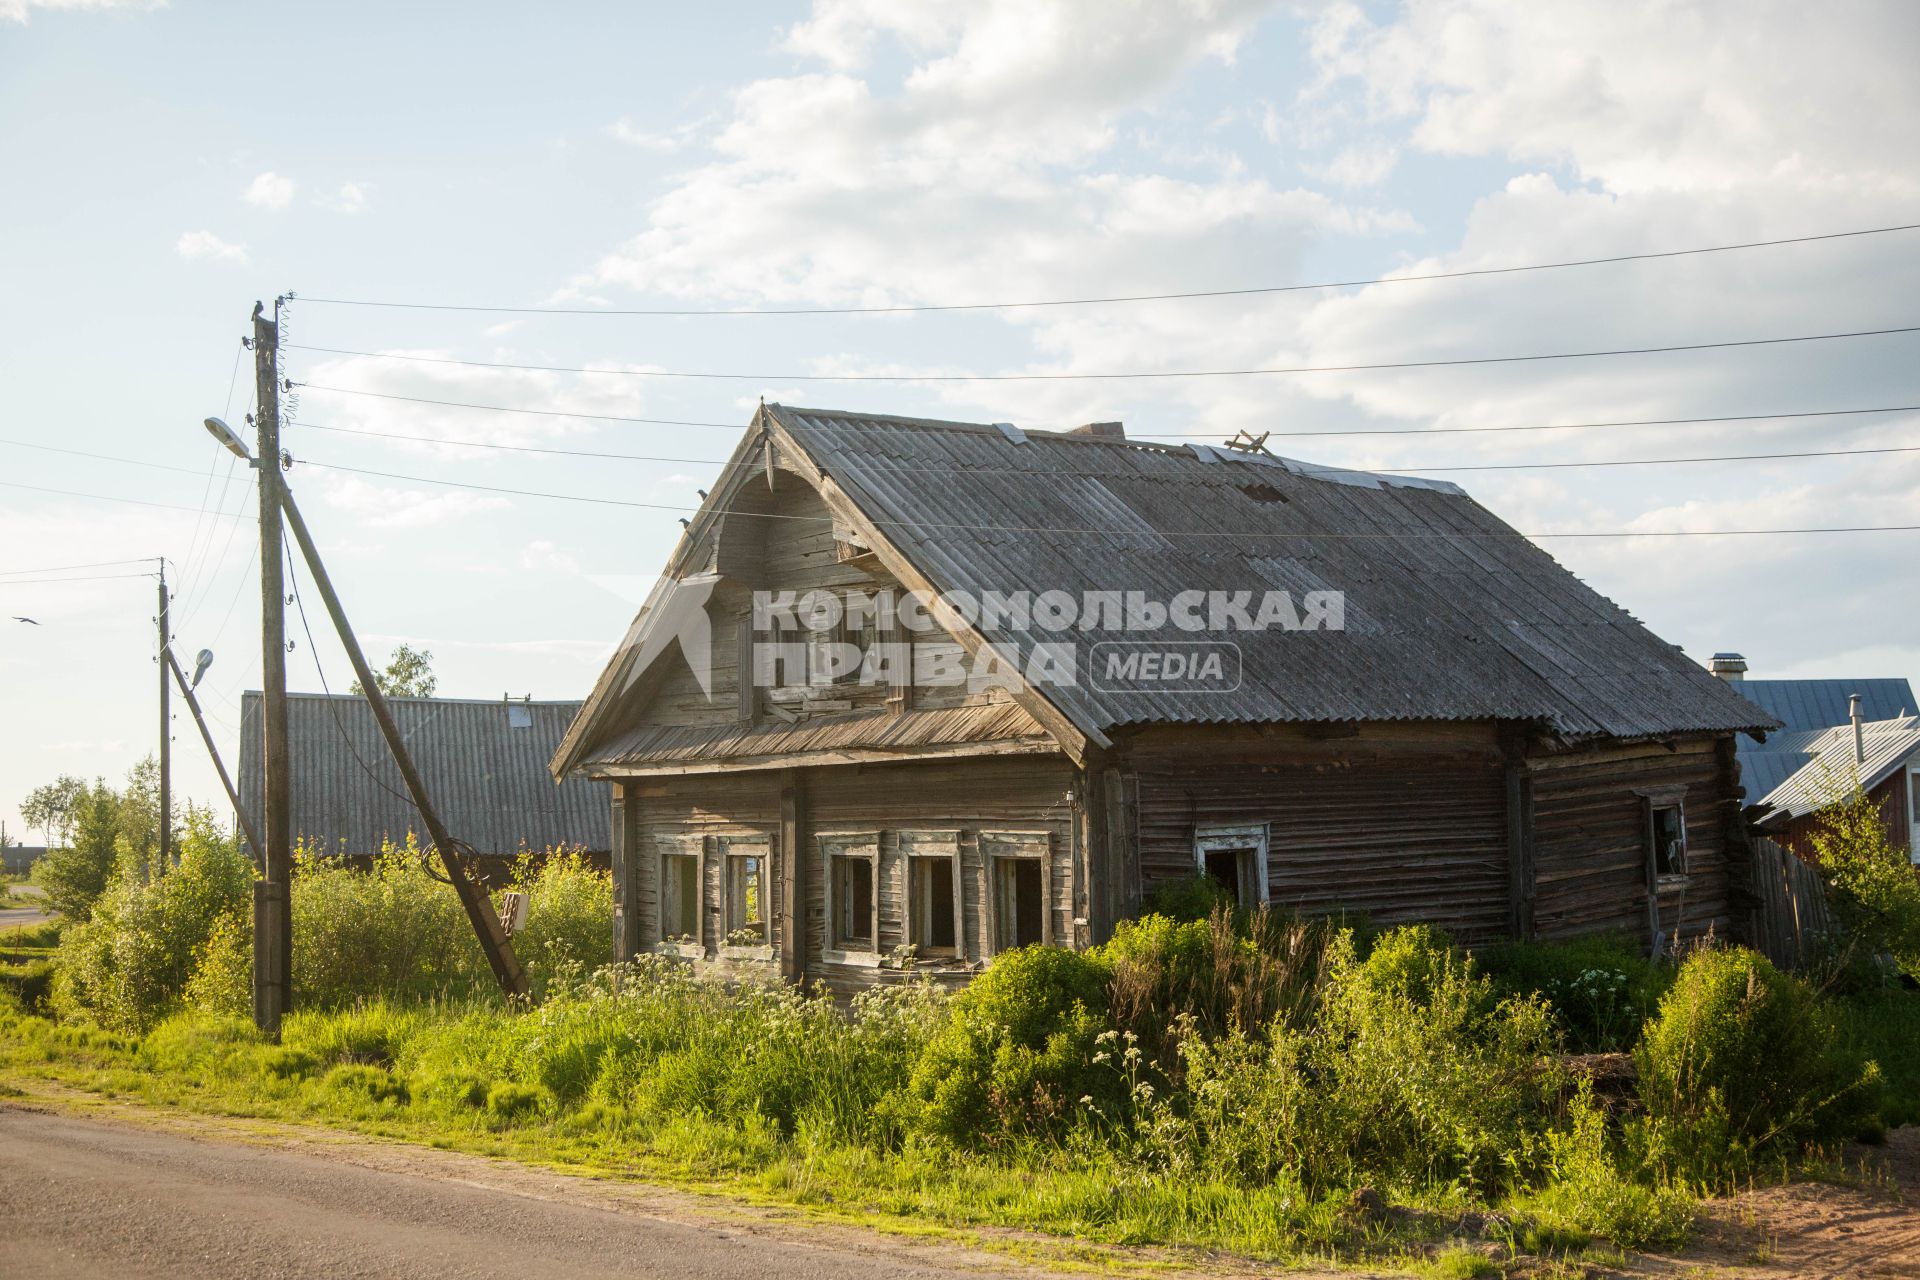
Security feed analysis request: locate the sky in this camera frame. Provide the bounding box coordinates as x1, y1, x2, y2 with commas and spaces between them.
3, 0, 1918, 841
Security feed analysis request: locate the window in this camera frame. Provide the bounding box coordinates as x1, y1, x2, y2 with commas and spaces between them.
822, 834, 879, 955
1193, 825, 1270, 910
724, 842, 769, 945
1637, 787, 1689, 885
903, 831, 963, 958
982, 831, 1050, 953
659, 848, 701, 943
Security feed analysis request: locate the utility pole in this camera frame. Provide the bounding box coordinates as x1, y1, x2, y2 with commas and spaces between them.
278, 486, 528, 999
253, 299, 292, 1036
157, 559, 171, 865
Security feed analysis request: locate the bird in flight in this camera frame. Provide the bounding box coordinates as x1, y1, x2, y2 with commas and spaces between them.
13, 617, 38, 625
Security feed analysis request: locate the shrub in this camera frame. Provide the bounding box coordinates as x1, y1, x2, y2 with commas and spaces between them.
184, 909, 252, 1019
291, 840, 489, 1006
1636, 947, 1880, 1182
1310, 926, 1563, 1196
1141, 874, 1237, 922
504, 849, 613, 997
1832, 985, 1920, 1129
1530, 1083, 1692, 1250
1806, 784, 1920, 977
1098, 908, 1329, 1067
908, 945, 1115, 1147
1478, 933, 1671, 1053
51, 812, 254, 1033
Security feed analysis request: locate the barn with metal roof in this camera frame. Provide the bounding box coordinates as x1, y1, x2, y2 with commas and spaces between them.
240, 692, 608, 862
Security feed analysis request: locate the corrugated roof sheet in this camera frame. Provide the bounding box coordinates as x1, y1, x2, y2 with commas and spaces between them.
1759, 715, 1920, 819
588, 701, 1053, 770
768, 406, 1777, 742
1731, 678, 1917, 794
240, 692, 609, 855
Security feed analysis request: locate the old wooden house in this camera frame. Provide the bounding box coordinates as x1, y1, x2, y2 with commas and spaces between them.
552, 406, 1777, 990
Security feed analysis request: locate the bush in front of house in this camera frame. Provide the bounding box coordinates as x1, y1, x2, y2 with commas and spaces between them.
906, 943, 1118, 1147
1477, 931, 1672, 1054
503, 848, 613, 999
1635, 946, 1881, 1182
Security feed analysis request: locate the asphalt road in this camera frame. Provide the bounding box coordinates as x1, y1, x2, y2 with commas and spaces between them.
1, 881, 52, 929
0, 1107, 1058, 1280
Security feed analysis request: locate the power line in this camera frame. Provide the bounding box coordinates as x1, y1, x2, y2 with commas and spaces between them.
0, 570, 159, 586
296, 383, 738, 429
287, 322, 1920, 383
0, 479, 255, 518
293, 383, 1920, 440
0, 556, 163, 577
290, 417, 1920, 476
0, 437, 215, 477
293, 220, 1920, 317
293, 457, 1920, 542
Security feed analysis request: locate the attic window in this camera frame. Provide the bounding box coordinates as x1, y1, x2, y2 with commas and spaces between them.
1240, 482, 1289, 504
506, 703, 533, 729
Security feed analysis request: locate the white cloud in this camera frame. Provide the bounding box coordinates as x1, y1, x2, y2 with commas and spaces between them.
243, 170, 295, 210
175, 229, 248, 265
317, 473, 512, 529
519, 540, 579, 573
321, 181, 369, 214
0, 0, 159, 23
297, 348, 662, 453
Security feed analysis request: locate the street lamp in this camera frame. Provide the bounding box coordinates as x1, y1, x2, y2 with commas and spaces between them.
204, 416, 254, 462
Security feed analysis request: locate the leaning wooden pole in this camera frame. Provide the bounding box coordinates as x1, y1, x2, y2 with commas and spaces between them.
161, 646, 265, 870
276, 484, 528, 998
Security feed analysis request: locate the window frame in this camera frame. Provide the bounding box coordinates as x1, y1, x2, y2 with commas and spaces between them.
720, 836, 772, 955
654, 835, 707, 952
981, 830, 1052, 954
820, 832, 882, 965
901, 829, 965, 960
1635, 785, 1690, 888
1192, 823, 1270, 910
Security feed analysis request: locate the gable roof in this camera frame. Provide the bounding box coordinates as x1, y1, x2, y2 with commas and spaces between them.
1758, 714, 1920, 820
242, 692, 609, 856
555, 406, 1774, 774
1732, 678, 1918, 798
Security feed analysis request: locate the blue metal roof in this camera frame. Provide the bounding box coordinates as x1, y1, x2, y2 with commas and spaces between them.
1732, 678, 1918, 798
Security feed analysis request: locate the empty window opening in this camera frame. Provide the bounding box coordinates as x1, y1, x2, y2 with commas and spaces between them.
1203, 847, 1248, 903
1649, 803, 1687, 880
726, 851, 767, 944
832, 853, 874, 950
994, 857, 1044, 951
911, 856, 957, 953
660, 852, 700, 942
1193, 825, 1269, 911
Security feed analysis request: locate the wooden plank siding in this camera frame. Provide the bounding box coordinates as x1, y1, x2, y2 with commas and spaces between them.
1120, 723, 1514, 944
1528, 736, 1742, 947
610, 755, 1075, 995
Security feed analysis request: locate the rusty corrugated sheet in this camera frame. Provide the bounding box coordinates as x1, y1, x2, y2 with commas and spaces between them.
239, 692, 609, 856
767, 406, 1777, 743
